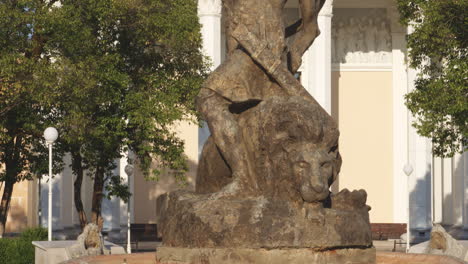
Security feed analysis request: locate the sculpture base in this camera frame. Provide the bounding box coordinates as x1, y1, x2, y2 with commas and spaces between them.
156, 190, 373, 249
156, 246, 376, 264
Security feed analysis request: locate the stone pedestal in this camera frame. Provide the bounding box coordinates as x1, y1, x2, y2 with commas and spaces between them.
157, 191, 372, 249
156, 190, 375, 264
156, 247, 376, 264
32, 240, 125, 264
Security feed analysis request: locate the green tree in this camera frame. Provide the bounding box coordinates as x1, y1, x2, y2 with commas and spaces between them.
45, 0, 207, 229
397, 0, 467, 157
0, 0, 61, 237
0, 0, 207, 234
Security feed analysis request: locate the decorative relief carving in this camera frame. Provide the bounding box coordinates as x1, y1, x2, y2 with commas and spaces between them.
198, 0, 222, 16
332, 9, 392, 64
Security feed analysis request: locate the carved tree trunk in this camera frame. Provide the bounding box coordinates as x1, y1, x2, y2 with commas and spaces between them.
91, 167, 104, 231
71, 150, 88, 230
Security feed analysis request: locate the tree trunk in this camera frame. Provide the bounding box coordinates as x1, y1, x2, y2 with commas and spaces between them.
71, 151, 87, 230
0, 133, 21, 238
91, 166, 105, 231
0, 180, 14, 238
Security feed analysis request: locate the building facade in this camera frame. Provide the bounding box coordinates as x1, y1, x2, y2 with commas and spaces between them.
2, 0, 467, 241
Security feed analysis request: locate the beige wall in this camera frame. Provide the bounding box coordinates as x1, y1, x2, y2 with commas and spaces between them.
0, 179, 37, 233
332, 71, 394, 223
133, 121, 198, 223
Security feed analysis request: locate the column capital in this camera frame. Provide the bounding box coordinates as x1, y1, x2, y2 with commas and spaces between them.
319, 0, 334, 17
198, 0, 222, 17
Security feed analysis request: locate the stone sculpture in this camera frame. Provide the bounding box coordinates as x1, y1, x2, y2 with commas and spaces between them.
426, 225, 468, 262
156, 1, 375, 263
66, 223, 105, 259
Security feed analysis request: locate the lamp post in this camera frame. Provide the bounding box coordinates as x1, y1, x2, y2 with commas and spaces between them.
43, 127, 58, 241
124, 164, 134, 254
403, 163, 413, 253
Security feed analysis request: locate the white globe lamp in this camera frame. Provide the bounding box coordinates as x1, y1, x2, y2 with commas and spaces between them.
43, 127, 58, 144
43, 127, 58, 241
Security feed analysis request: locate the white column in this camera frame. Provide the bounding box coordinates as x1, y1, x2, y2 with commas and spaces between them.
408, 135, 432, 231
61, 154, 74, 229
432, 157, 443, 224
197, 0, 222, 156
102, 190, 112, 231
102, 197, 120, 231
302, 0, 333, 114
71, 172, 78, 227
391, 30, 409, 224
442, 157, 454, 224
102, 163, 121, 231
407, 58, 432, 237
453, 152, 466, 227
40, 172, 62, 231
82, 169, 93, 220
198, 0, 222, 70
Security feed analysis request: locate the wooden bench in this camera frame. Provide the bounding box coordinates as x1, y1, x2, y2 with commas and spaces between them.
130, 224, 159, 251
371, 223, 407, 240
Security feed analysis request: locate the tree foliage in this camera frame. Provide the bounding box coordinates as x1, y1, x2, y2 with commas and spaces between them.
48, 0, 207, 228
1, 0, 207, 232
397, 0, 468, 157
0, 0, 63, 236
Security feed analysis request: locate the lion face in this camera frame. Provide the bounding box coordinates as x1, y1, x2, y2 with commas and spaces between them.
290, 143, 337, 203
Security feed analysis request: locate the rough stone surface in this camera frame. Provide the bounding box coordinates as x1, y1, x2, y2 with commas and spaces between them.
157, 189, 371, 249
157, 0, 375, 263
159, 96, 372, 250
426, 224, 468, 262
196, 0, 330, 200
197, 96, 342, 203
156, 247, 376, 264
32, 240, 124, 264
66, 223, 105, 259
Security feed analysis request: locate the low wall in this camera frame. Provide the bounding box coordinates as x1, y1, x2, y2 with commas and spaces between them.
63, 253, 156, 264
377, 252, 465, 264
62, 252, 467, 264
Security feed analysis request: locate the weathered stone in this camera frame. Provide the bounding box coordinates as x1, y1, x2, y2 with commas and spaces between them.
426, 224, 468, 261
158, 96, 374, 251
66, 223, 104, 259
157, 0, 375, 263
195, 137, 232, 195
33, 240, 124, 264
197, 96, 341, 203
156, 247, 376, 264
196, 0, 328, 198
157, 190, 372, 249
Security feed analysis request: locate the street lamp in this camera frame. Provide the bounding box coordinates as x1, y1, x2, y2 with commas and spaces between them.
403, 163, 414, 253
43, 127, 58, 241
124, 164, 134, 254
